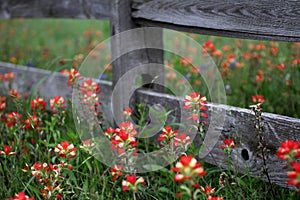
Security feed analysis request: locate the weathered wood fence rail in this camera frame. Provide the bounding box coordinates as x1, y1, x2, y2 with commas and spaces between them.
1, 0, 300, 189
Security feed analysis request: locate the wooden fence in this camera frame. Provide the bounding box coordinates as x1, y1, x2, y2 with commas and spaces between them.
1, 0, 300, 189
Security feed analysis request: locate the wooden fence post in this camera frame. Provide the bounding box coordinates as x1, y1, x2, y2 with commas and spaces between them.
110, 0, 164, 123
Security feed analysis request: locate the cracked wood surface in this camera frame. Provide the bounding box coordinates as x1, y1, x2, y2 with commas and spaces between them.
0, 0, 110, 19
132, 0, 300, 42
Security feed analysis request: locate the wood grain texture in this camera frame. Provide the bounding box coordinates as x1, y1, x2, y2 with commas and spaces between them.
132, 0, 300, 42
1, 62, 300, 188
0, 0, 110, 19
110, 0, 164, 124
134, 89, 300, 189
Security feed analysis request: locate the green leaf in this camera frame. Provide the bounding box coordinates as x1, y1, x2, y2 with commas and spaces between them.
143, 164, 164, 171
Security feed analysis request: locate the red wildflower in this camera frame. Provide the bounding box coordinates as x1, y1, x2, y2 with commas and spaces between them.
219, 139, 236, 149
256, 72, 264, 83
110, 165, 123, 181
123, 107, 133, 118
276, 140, 300, 162
184, 92, 207, 110
4, 111, 22, 128
54, 141, 77, 158
175, 192, 182, 198
292, 58, 300, 66
171, 155, 206, 182
9, 89, 22, 99
255, 43, 266, 51
122, 175, 145, 192
174, 133, 191, 147
0, 96, 6, 112
251, 95, 264, 104
62, 68, 80, 86
200, 186, 216, 195
0, 144, 16, 155
287, 162, 300, 188
31, 97, 47, 111
80, 79, 101, 104
202, 41, 216, 54
23, 115, 42, 130
276, 63, 285, 71
157, 126, 178, 142
50, 96, 66, 112
2, 72, 15, 82
180, 57, 192, 67
8, 192, 34, 200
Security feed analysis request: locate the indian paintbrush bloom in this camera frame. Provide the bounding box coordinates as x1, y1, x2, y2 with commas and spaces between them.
8, 192, 34, 200
200, 186, 215, 195
23, 115, 42, 130
123, 107, 133, 119
54, 141, 77, 159
184, 92, 208, 123
219, 139, 236, 150
110, 165, 123, 181
9, 89, 22, 99
31, 97, 47, 111
276, 140, 300, 163
174, 133, 191, 147
157, 125, 178, 142
287, 162, 300, 188
122, 175, 145, 192
66, 68, 80, 86
0, 96, 6, 112
171, 155, 207, 182
251, 95, 264, 104
50, 96, 66, 112
3, 111, 22, 128
0, 144, 16, 155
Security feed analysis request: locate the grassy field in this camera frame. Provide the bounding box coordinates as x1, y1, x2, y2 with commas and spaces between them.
0, 19, 300, 199
0, 19, 299, 118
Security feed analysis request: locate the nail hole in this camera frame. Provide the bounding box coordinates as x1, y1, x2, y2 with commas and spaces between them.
241, 149, 249, 161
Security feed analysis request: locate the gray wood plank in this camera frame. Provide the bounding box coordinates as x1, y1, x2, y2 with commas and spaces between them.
132, 0, 300, 42
110, 0, 164, 124
134, 89, 300, 189
0, 0, 110, 19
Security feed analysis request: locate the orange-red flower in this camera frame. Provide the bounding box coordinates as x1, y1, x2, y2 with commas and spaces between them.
171, 155, 206, 182
54, 141, 77, 158
3, 111, 22, 128
9, 89, 22, 99
122, 175, 145, 192
123, 107, 133, 118
200, 186, 215, 195
0, 96, 6, 112
276, 140, 300, 162
287, 162, 300, 188
251, 95, 264, 104
50, 96, 66, 112
219, 139, 236, 150
180, 57, 192, 67
276, 63, 285, 71
61, 68, 80, 86
0, 144, 16, 155
23, 115, 42, 130
9, 191, 34, 200
110, 165, 123, 181
157, 126, 178, 142
31, 97, 47, 111
174, 133, 191, 147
